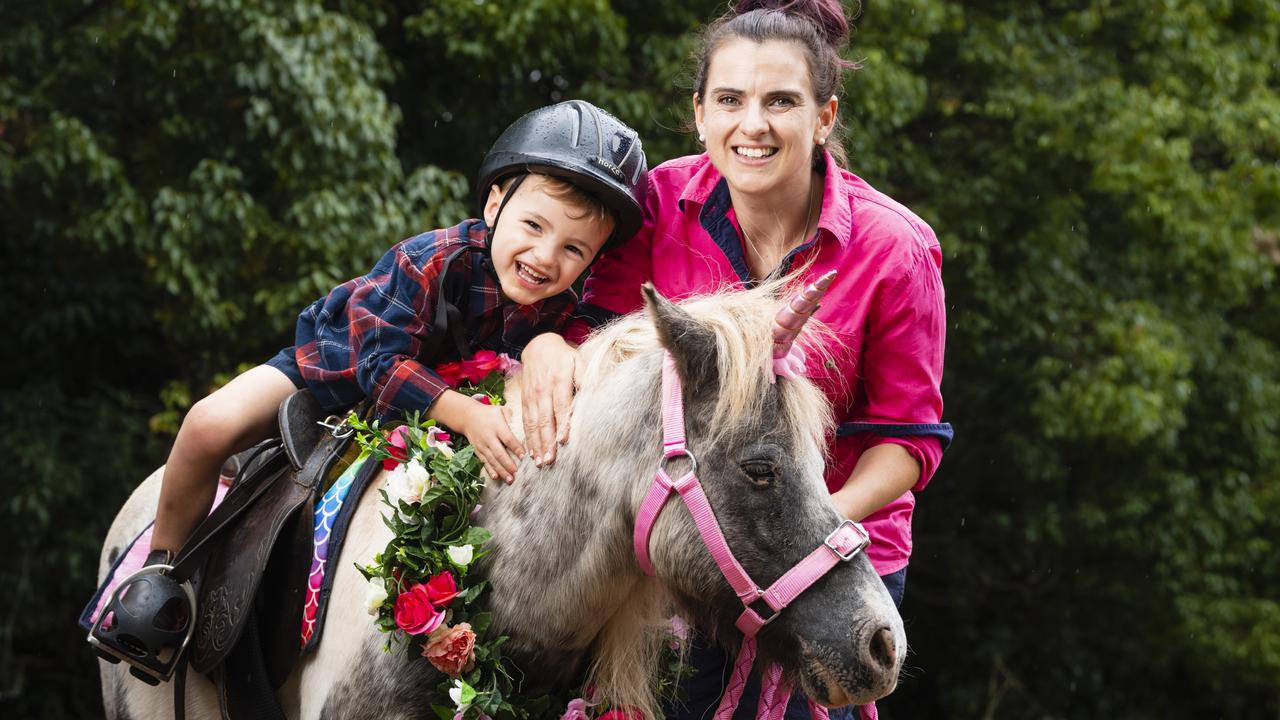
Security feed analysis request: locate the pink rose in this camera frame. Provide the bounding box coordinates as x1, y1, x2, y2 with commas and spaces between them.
560, 698, 591, 720
461, 350, 503, 383
393, 583, 445, 635
422, 622, 476, 678
497, 353, 520, 373
424, 570, 459, 607
384, 425, 410, 471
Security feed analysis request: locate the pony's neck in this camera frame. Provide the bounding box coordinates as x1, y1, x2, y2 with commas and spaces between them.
477, 374, 661, 691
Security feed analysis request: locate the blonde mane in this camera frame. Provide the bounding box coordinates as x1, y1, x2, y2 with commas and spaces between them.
580, 279, 835, 450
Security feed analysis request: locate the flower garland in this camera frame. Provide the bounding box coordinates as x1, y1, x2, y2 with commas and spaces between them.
351, 351, 679, 720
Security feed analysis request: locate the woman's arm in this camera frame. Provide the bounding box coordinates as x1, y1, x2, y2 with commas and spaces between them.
830, 444, 920, 521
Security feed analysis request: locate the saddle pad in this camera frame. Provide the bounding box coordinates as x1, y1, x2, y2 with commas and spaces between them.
300, 452, 381, 652
300, 455, 365, 647
80, 481, 232, 632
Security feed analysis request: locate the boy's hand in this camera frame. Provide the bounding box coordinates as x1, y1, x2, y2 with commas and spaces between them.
430, 390, 525, 484
519, 333, 582, 466
458, 402, 524, 484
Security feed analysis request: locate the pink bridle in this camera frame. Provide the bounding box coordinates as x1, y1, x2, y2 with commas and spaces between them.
633, 352, 871, 720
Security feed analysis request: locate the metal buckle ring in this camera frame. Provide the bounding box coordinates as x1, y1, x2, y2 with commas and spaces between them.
317, 415, 355, 439
659, 447, 698, 477
824, 519, 870, 562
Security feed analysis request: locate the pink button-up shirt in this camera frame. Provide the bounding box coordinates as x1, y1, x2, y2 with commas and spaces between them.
568, 152, 947, 574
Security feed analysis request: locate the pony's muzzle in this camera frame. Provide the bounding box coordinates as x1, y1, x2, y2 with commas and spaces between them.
799, 622, 903, 707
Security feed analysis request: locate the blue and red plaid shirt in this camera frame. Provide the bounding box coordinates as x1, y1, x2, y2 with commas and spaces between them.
267, 219, 576, 416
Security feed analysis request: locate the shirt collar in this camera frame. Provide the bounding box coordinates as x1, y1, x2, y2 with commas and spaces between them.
814, 150, 852, 248
677, 153, 724, 211
678, 151, 853, 248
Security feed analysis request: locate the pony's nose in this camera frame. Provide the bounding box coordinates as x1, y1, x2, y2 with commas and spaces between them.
867, 626, 897, 673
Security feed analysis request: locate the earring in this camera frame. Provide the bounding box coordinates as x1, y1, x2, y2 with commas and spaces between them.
698, 133, 706, 143
817, 136, 827, 145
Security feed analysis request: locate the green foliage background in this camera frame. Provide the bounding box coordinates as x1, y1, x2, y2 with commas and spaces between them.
2, 1, 1277, 717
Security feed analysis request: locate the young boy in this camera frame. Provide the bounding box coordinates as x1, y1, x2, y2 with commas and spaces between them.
147, 100, 647, 565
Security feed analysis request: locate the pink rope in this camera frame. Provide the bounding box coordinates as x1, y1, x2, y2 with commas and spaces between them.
713, 636, 758, 720
756, 664, 787, 720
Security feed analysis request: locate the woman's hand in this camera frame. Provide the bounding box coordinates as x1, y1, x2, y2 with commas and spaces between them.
519, 333, 582, 466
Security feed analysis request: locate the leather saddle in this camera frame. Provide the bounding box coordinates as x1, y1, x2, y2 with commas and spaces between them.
168, 390, 360, 718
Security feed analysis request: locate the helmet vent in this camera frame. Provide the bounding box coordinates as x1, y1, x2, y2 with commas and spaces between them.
568, 102, 583, 147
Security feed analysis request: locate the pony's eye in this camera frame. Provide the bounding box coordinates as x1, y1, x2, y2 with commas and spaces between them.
740, 461, 780, 487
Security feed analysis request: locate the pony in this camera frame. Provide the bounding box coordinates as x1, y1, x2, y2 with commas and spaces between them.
97, 282, 906, 719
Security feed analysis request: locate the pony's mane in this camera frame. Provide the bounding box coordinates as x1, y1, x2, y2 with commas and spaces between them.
579, 279, 835, 450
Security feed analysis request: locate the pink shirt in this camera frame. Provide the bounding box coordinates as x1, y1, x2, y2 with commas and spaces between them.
568, 152, 947, 574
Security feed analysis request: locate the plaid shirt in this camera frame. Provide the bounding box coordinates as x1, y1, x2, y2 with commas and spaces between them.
271, 219, 576, 416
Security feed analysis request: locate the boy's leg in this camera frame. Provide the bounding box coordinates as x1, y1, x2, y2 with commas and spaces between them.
150, 365, 299, 555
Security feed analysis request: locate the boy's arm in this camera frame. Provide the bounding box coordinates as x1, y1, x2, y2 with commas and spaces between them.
343, 240, 455, 416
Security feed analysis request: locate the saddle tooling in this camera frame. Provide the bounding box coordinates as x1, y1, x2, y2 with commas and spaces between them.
85, 390, 374, 719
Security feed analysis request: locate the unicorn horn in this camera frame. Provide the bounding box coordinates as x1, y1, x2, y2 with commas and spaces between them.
772, 270, 837, 359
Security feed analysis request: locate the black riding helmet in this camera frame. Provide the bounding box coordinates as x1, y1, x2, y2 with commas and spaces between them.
476, 100, 648, 250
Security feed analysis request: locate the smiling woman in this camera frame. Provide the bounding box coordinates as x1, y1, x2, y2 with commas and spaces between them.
517, 2, 952, 719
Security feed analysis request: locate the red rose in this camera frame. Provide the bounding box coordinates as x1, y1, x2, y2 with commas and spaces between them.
460, 350, 503, 383
434, 361, 466, 387
422, 622, 476, 678
393, 583, 444, 635
424, 570, 459, 607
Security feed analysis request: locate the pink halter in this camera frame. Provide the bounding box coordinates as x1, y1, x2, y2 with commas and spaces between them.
633, 353, 871, 720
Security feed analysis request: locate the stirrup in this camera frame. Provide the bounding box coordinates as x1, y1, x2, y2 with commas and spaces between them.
87, 550, 197, 685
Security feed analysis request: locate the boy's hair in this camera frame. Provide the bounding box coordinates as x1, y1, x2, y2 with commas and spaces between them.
500, 172, 615, 231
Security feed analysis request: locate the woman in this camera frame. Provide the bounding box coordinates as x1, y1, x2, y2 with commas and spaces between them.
521, 2, 950, 718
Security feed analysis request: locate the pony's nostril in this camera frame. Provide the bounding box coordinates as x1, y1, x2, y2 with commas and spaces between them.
869, 626, 896, 670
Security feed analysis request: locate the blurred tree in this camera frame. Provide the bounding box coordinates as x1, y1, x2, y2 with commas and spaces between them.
846, 1, 1280, 718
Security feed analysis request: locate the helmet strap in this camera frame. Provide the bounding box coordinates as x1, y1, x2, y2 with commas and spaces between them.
485, 172, 529, 249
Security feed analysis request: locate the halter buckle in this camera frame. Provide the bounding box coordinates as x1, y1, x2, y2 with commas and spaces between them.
824, 520, 870, 562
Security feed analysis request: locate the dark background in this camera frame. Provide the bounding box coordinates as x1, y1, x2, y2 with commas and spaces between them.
3, 1, 1278, 717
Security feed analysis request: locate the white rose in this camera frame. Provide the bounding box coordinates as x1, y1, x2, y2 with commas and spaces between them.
384, 464, 413, 504
364, 577, 388, 615
404, 459, 432, 498
447, 545, 474, 567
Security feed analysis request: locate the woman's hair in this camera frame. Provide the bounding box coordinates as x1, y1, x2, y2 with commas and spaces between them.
693, 0, 860, 167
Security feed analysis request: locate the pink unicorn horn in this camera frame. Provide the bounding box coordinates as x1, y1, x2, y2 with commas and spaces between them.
772, 270, 837, 360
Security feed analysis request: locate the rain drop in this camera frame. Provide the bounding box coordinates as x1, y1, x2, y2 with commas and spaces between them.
529, 69, 542, 82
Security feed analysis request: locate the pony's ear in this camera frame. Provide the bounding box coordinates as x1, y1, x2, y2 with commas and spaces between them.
643, 283, 717, 387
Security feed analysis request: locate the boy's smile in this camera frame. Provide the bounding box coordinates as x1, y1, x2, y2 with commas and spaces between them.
484, 174, 613, 305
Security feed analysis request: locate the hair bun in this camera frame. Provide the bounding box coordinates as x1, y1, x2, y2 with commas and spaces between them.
733, 0, 850, 47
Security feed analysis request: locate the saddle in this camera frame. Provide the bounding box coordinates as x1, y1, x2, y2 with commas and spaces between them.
168, 390, 361, 719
